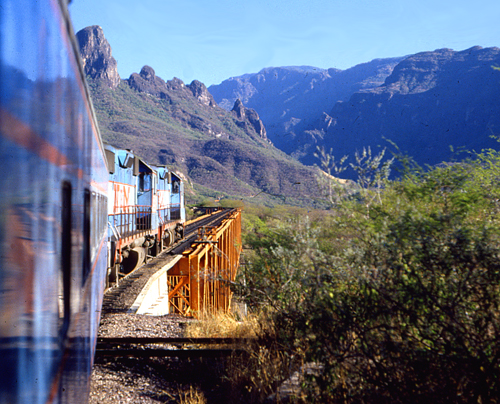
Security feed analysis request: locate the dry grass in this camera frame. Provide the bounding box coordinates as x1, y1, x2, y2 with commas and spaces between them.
177, 386, 207, 404
183, 310, 305, 403
183, 310, 261, 339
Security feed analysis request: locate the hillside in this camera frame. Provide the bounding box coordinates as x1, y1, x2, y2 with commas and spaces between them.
317, 46, 500, 175
208, 58, 404, 156
77, 26, 322, 205
210, 47, 500, 176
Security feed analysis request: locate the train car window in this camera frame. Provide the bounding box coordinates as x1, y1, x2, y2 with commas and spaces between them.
118, 155, 127, 168
60, 181, 72, 339
139, 173, 152, 193
82, 189, 91, 284
172, 181, 180, 194
118, 153, 134, 169
139, 174, 144, 193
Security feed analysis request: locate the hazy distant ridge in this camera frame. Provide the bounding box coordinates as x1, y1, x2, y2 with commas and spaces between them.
208, 58, 404, 155
210, 47, 500, 175
319, 46, 500, 173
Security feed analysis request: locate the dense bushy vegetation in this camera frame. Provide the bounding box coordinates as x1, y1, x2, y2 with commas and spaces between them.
239, 149, 500, 403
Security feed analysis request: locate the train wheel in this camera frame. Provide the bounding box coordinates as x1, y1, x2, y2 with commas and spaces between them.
108, 263, 120, 287
163, 230, 174, 246
150, 239, 159, 257
121, 247, 146, 273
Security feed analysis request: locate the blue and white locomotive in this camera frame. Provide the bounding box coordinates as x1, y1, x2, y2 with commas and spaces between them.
105, 145, 185, 282
0, 0, 185, 403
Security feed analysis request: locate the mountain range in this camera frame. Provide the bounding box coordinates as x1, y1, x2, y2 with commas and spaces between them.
77, 26, 321, 206
77, 25, 500, 202
208, 58, 404, 156
210, 47, 500, 177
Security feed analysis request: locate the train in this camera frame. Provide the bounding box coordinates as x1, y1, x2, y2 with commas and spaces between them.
0, 0, 185, 403
105, 144, 185, 284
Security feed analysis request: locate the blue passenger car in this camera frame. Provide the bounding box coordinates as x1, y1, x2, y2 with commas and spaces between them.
0, 0, 108, 403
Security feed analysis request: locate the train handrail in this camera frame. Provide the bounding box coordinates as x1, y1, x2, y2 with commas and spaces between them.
107, 221, 121, 240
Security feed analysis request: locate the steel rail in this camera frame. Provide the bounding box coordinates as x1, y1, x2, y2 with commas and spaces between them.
95, 348, 246, 358
169, 208, 236, 255
97, 337, 255, 345
95, 336, 253, 358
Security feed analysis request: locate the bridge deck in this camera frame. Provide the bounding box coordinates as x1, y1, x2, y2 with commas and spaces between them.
131, 208, 242, 318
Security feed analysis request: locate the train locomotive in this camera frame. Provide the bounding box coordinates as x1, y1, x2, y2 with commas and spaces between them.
0, 0, 185, 403
105, 145, 185, 285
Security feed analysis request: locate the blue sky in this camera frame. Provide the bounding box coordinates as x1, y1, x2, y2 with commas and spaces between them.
69, 0, 500, 87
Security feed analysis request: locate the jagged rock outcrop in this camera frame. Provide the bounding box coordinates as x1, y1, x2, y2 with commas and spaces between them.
231, 99, 268, 141
123, 64, 268, 142
76, 26, 120, 89
128, 66, 170, 99
166, 77, 185, 91
188, 80, 217, 107
231, 99, 246, 119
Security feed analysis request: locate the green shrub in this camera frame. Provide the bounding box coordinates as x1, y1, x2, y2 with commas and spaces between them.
240, 150, 500, 403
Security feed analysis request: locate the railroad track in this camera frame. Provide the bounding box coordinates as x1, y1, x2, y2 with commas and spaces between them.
101, 208, 236, 313
169, 208, 237, 255
95, 336, 253, 358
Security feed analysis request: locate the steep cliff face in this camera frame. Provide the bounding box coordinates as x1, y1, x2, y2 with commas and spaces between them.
188, 80, 217, 107
318, 46, 500, 175
76, 25, 120, 89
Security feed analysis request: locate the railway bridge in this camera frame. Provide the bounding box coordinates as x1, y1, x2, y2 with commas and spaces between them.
127, 208, 242, 318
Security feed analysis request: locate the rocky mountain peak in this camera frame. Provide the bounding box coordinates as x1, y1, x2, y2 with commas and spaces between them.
128, 65, 170, 99
140, 65, 156, 80
188, 80, 216, 107
231, 99, 245, 119
231, 99, 268, 141
76, 26, 120, 89
166, 77, 186, 91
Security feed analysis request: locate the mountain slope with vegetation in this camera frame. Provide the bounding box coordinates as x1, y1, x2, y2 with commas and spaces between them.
77, 26, 322, 205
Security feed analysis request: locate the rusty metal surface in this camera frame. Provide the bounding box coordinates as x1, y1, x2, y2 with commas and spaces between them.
102, 208, 241, 318
168, 209, 242, 318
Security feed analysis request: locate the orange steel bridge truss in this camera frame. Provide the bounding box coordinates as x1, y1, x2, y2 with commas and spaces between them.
167, 209, 242, 318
